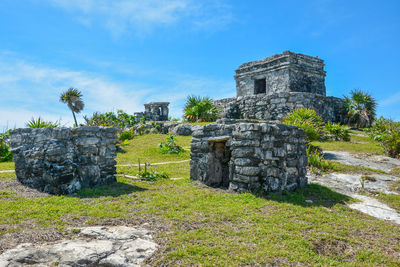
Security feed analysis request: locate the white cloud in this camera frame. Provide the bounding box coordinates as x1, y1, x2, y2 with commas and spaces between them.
47, 0, 233, 36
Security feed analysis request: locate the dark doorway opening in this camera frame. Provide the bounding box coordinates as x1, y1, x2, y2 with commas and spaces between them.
208, 141, 231, 188
254, 78, 266, 94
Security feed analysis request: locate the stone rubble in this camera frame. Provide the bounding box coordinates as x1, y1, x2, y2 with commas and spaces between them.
0, 226, 157, 267
9, 127, 118, 195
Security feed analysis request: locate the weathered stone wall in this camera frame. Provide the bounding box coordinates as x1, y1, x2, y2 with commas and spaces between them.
9, 127, 118, 195
216, 92, 345, 123
235, 51, 326, 97
190, 119, 307, 193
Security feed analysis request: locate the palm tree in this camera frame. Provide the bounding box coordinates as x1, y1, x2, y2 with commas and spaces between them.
343, 89, 377, 128
60, 88, 84, 127
183, 95, 220, 122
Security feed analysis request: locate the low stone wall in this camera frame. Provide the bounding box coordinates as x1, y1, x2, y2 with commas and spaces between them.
129, 122, 193, 136
9, 127, 118, 195
216, 92, 345, 123
190, 119, 307, 193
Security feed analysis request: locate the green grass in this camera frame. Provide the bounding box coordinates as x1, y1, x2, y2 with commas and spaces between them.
0, 161, 14, 171
116, 134, 191, 164
1, 134, 400, 265
311, 136, 384, 155
0, 171, 15, 181
329, 161, 387, 175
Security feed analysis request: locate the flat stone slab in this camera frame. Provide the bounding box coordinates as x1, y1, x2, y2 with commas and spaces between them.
309, 173, 400, 225
0, 226, 157, 267
324, 150, 400, 173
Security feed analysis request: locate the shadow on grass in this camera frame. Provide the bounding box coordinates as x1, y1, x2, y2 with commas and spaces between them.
76, 182, 147, 198
260, 183, 351, 208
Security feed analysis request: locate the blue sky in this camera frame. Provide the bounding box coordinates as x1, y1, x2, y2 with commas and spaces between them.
0, 0, 399, 129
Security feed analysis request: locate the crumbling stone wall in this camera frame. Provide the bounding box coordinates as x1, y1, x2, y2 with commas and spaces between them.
9, 127, 118, 195
215, 92, 345, 123
190, 119, 307, 193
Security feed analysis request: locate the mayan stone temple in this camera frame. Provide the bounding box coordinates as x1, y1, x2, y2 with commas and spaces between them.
191, 51, 345, 193
214, 50, 345, 123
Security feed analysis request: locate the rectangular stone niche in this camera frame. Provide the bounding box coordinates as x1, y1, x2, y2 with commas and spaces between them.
9, 127, 119, 195
190, 119, 308, 193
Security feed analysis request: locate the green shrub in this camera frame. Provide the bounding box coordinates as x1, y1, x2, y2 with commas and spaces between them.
84, 110, 137, 128
343, 89, 377, 128
307, 146, 333, 173
367, 117, 400, 158
26, 117, 59, 128
138, 168, 169, 181
183, 95, 220, 122
140, 116, 146, 125
283, 108, 325, 141
325, 122, 350, 141
119, 129, 134, 142
0, 130, 12, 162
158, 135, 184, 154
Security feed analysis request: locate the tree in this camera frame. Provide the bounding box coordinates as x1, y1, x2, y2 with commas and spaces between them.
183, 95, 220, 122
60, 88, 84, 127
343, 89, 377, 128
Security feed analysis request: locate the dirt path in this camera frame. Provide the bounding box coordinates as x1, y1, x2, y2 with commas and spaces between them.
117, 159, 190, 167
0, 170, 14, 173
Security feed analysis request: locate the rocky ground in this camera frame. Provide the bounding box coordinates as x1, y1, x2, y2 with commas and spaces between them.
309, 150, 400, 224
0, 226, 157, 267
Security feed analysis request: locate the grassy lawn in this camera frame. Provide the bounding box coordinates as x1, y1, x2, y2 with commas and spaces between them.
117, 134, 192, 164
0, 162, 14, 171
1, 134, 400, 265
311, 134, 384, 155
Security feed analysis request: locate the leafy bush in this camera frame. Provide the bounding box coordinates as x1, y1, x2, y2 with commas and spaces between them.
307, 146, 333, 173
119, 129, 134, 142
343, 89, 377, 128
84, 110, 137, 128
325, 122, 350, 141
138, 168, 169, 181
158, 135, 184, 154
367, 117, 400, 158
184, 95, 220, 122
26, 117, 59, 128
0, 130, 12, 162
283, 108, 325, 141
140, 116, 146, 125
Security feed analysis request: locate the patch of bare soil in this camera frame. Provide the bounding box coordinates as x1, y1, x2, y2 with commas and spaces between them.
0, 227, 64, 254
313, 238, 351, 256
0, 179, 50, 198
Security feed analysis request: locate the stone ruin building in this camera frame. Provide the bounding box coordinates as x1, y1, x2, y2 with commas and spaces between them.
9, 127, 118, 195
190, 119, 308, 193
191, 51, 345, 193
135, 102, 169, 122
214, 51, 345, 123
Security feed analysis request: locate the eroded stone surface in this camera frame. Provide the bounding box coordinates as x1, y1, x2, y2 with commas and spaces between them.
8, 127, 118, 195
0, 226, 157, 267
190, 119, 308, 193
309, 173, 400, 224
324, 150, 400, 173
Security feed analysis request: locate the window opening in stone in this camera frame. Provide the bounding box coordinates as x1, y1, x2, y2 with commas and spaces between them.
254, 78, 266, 94
209, 141, 231, 188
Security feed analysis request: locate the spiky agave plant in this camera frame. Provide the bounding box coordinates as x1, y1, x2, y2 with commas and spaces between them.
343, 89, 377, 128
60, 88, 84, 127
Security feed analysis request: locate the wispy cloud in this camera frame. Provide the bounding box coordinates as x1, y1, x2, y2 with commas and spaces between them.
47, 0, 233, 36
0, 52, 234, 128
380, 92, 400, 107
